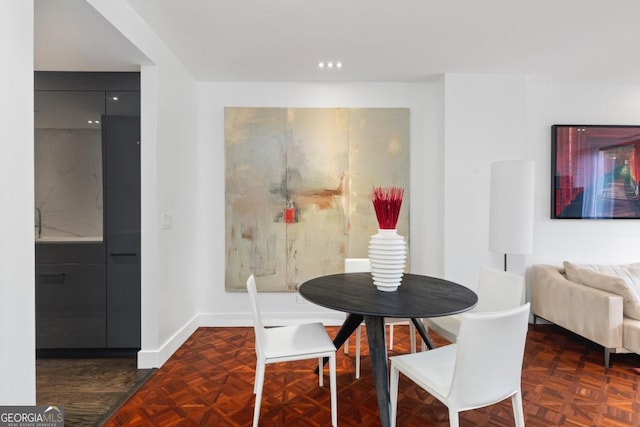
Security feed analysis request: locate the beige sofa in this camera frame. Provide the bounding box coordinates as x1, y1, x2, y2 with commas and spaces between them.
531, 264, 640, 367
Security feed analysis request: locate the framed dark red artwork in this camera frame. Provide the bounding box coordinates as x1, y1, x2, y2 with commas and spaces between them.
552, 125, 640, 219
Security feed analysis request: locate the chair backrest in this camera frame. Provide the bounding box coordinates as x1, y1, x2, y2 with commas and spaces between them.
474, 267, 525, 312
345, 258, 371, 273
448, 302, 530, 410
247, 275, 266, 359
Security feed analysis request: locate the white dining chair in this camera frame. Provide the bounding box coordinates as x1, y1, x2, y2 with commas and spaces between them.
247, 275, 338, 427
343, 258, 416, 379
424, 267, 525, 345
390, 303, 530, 427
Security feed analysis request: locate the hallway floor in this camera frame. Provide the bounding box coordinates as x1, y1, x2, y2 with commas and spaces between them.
36, 357, 153, 426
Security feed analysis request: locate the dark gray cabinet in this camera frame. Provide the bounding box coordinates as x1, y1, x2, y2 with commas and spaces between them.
35, 72, 141, 354
36, 244, 106, 349
36, 264, 106, 349
105, 115, 141, 349
106, 261, 140, 347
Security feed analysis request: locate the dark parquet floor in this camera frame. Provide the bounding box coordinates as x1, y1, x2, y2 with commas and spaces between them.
36, 357, 153, 426
102, 323, 640, 426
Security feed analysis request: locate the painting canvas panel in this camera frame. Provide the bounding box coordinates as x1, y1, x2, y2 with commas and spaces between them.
225, 107, 410, 291
347, 108, 410, 258
552, 124, 640, 219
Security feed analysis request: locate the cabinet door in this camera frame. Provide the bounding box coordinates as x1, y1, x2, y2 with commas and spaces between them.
36, 264, 106, 349
106, 257, 140, 348
104, 115, 140, 245
105, 114, 141, 349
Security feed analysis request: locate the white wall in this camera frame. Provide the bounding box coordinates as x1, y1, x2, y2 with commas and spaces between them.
196, 76, 640, 327
441, 74, 640, 293
88, 0, 200, 368
443, 74, 530, 288
196, 82, 441, 325
527, 77, 640, 267
0, 0, 35, 404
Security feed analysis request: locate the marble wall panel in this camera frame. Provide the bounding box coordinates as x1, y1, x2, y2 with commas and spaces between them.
34, 128, 103, 240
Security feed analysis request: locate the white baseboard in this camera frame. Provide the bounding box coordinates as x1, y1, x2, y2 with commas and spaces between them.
198, 311, 346, 327
137, 312, 345, 369
137, 314, 200, 369
197, 312, 252, 327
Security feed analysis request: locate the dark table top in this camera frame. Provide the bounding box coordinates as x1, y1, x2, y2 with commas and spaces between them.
299, 272, 478, 319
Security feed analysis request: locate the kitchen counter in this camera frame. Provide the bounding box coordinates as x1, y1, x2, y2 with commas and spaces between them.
36, 236, 103, 243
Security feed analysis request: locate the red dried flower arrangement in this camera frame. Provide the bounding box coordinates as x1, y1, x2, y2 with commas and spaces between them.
372, 186, 404, 229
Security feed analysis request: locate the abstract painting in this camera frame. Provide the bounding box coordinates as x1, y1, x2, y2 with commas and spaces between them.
552, 125, 640, 219
225, 107, 410, 291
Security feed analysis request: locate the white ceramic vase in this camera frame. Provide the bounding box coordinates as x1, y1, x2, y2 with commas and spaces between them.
368, 228, 406, 292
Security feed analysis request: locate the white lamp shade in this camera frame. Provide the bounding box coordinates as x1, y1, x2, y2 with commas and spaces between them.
489, 160, 535, 255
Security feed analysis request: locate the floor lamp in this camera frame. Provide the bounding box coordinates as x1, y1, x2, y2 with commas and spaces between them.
489, 160, 535, 271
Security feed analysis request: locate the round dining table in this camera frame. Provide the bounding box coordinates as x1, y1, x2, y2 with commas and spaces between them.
299, 272, 478, 427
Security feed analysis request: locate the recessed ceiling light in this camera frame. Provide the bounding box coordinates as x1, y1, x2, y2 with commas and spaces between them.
318, 60, 343, 70
88, 120, 93, 124
112, 96, 119, 101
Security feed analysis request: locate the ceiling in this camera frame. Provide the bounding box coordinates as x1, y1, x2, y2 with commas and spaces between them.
34, 0, 148, 71
35, 0, 640, 84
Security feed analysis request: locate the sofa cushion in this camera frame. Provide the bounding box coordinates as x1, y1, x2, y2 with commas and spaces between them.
564, 261, 640, 320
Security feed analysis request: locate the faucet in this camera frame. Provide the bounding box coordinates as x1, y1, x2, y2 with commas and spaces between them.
35, 207, 42, 238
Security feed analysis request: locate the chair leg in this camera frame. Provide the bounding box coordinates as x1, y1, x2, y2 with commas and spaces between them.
389, 324, 395, 350
355, 325, 361, 379
252, 361, 265, 427
318, 357, 324, 387
421, 322, 428, 352
329, 353, 338, 427
390, 363, 400, 427
344, 336, 349, 354
254, 360, 264, 394
448, 408, 460, 427
511, 391, 525, 427
409, 323, 416, 353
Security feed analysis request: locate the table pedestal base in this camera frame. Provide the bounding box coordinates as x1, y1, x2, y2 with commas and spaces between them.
364, 315, 391, 427
319, 314, 436, 427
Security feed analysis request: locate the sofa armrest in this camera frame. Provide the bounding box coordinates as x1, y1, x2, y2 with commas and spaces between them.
531, 264, 623, 349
